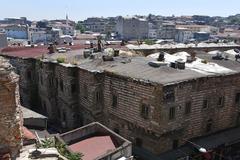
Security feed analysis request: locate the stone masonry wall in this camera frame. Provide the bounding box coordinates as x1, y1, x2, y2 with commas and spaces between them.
0, 56, 22, 158
4, 55, 240, 155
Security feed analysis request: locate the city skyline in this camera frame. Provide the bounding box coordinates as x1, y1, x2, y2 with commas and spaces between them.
0, 0, 240, 21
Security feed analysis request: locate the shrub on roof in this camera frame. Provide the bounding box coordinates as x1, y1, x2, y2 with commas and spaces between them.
144, 39, 156, 45
57, 57, 65, 63
201, 59, 208, 64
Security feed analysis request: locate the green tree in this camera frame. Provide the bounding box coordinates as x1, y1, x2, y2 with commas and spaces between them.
75, 22, 85, 33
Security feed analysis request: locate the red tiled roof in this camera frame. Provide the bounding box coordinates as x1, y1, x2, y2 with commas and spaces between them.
0, 44, 127, 58
22, 126, 36, 140
69, 136, 116, 160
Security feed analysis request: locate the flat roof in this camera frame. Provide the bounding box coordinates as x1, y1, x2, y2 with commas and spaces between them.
59, 122, 131, 160
69, 136, 116, 160
158, 127, 240, 160
77, 50, 240, 85
0, 44, 126, 58
0, 44, 88, 58
21, 106, 47, 119
78, 56, 205, 85
2, 45, 240, 86
126, 42, 240, 50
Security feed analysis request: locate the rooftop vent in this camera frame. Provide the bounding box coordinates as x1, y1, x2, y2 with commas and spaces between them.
148, 61, 168, 68
102, 55, 114, 61
212, 51, 224, 60
235, 54, 240, 61
186, 52, 196, 63
47, 43, 56, 54
114, 49, 120, 57
170, 62, 177, 69
234, 49, 240, 53
83, 49, 92, 58
175, 59, 185, 70
157, 52, 165, 61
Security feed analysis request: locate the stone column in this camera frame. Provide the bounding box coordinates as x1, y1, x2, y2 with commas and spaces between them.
0, 57, 23, 158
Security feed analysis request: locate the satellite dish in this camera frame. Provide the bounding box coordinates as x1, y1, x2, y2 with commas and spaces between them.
199, 147, 207, 153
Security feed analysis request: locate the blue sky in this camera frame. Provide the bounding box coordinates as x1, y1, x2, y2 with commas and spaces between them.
0, 0, 239, 21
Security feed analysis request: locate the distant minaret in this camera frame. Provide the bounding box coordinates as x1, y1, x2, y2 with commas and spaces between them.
66, 14, 69, 26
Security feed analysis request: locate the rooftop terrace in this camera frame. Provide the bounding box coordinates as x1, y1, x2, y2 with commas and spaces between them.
57, 122, 132, 160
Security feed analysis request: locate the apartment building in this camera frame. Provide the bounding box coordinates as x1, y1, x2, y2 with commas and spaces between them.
116, 16, 149, 40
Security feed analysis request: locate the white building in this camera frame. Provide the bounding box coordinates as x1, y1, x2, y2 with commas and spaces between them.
116, 16, 149, 40
176, 25, 219, 34
58, 35, 73, 44
148, 23, 158, 39
175, 28, 193, 43
29, 31, 49, 44
5, 24, 28, 39
50, 23, 75, 37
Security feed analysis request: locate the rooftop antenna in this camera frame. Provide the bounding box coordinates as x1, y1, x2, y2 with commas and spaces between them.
65, 4, 69, 26
66, 13, 69, 26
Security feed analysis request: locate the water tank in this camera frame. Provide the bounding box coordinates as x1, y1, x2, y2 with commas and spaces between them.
176, 60, 185, 70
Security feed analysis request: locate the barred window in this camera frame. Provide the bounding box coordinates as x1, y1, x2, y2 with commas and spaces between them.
141, 104, 149, 119
185, 101, 192, 115
112, 94, 118, 108
169, 107, 175, 120
203, 99, 208, 109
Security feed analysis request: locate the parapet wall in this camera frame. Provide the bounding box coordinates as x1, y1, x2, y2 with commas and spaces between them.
0, 56, 22, 158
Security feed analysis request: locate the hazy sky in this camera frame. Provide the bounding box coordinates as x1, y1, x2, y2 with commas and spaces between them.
0, 0, 239, 21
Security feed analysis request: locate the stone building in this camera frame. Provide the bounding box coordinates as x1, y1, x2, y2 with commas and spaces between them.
83, 17, 117, 34
116, 16, 149, 40
8, 58, 39, 111
2, 46, 240, 157
0, 56, 22, 158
